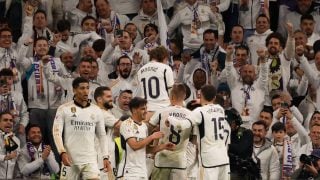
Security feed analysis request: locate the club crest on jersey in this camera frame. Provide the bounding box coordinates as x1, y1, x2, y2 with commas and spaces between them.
71, 107, 77, 117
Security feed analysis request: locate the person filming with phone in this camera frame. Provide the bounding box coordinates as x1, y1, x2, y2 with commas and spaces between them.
271, 92, 304, 124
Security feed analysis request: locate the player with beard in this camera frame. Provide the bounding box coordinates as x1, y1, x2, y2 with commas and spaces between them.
94, 86, 121, 179
226, 45, 268, 129
110, 55, 139, 101
252, 120, 280, 179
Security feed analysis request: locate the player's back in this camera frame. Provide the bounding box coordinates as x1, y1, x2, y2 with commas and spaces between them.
151, 106, 193, 169
192, 104, 230, 167
137, 61, 174, 111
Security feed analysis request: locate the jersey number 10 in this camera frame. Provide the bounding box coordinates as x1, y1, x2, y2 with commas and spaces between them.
141, 76, 160, 99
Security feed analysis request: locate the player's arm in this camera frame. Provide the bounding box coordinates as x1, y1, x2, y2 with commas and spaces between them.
127, 131, 164, 151
148, 142, 176, 154
96, 111, 112, 171
147, 111, 161, 134
52, 107, 71, 166
52, 107, 66, 156
96, 111, 109, 159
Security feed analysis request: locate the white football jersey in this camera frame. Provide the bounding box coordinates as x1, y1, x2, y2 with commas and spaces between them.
137, 61, 174, 111
192, 104, 230, 167
150, 105, 193, 169
52, 101, 109, 165
96, 110, 118, 170
117, 118, 148, 178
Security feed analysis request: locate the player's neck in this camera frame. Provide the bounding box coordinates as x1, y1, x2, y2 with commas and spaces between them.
98, 104, 107, 111
172, 101, 184, 106
201, 100, 213, 106
131, 116, 142, 125
74, 98, 89, 107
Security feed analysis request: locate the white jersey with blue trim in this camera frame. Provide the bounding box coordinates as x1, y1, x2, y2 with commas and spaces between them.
150, 105, 193, 169
191, 104, 230, 167
137, 61, 174, 111
117, 118, 148, 178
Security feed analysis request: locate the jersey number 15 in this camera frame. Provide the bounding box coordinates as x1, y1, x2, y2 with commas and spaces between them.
212, 117, 225, 140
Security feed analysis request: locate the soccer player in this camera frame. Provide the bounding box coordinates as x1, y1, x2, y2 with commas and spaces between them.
191, 85, 231, 180
94, 86, 121, 179
52, 77, 111, 179
137, 46, 174, 120
149, 83, 194, 180
117, 97, 175, 179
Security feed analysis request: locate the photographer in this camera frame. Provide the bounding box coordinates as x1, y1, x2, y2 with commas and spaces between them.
226, 108, 259, 179
292, 149, 320, 179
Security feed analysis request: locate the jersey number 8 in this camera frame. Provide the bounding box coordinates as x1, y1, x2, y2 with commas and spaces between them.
169, 125, 181, 145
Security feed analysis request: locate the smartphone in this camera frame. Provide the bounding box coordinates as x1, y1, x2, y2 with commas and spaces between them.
115, 29, 123, 38
281, 102, 289, 109
0, 79, 7, 87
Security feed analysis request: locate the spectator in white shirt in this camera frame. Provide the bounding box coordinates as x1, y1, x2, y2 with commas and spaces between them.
19, 124, 59, 179
300, 14, 320, 47
67, 0, 95, 33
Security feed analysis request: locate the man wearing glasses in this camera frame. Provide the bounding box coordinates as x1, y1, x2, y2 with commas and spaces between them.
0, 28, 22, 93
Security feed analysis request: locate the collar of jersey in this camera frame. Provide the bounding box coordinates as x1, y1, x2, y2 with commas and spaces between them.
73, 100, 91, 108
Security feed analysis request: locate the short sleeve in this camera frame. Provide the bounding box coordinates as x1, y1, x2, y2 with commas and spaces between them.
149, 111, 161, 126
104, 111, 118, 128
191, 107, 203, 125
120, 120, 137, 140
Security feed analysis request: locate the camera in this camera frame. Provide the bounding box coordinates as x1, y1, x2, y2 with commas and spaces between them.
230, 154, 261, 178
300, 154, 317, 166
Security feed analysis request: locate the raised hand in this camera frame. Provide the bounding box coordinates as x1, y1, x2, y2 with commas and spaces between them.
256, 47, 268, 64
225, 45, 234, 61
286, 22, 294, 37
133, 52, 143, 64
41, 55, 51, 64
